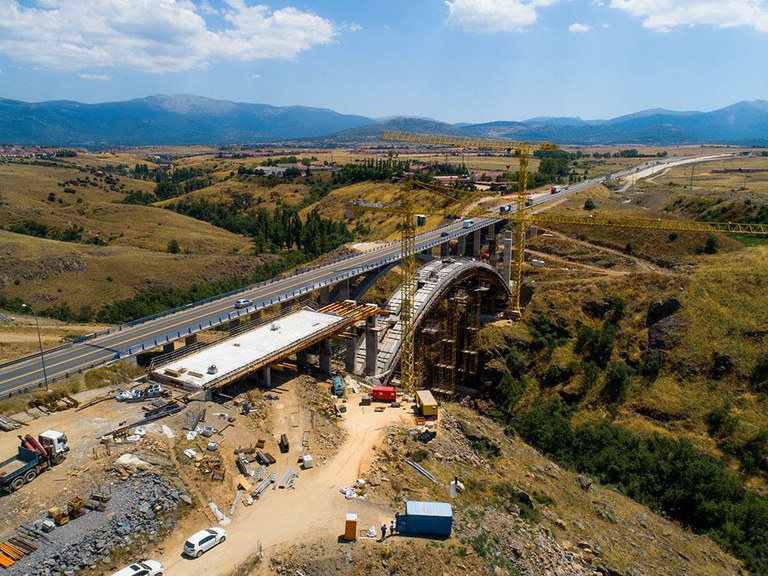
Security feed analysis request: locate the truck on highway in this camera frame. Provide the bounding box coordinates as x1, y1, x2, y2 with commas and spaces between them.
0, 430, 69, 493
550, 186, 564, 194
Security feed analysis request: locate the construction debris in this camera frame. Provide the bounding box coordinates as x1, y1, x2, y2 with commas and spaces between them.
404, 459, 438, 484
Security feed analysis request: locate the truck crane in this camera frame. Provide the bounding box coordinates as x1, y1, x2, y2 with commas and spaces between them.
0, 429, 69, 492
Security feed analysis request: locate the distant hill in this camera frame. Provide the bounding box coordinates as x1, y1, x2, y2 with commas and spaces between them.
2, 95, 768, 147
460, 101, 768, 146
0, 95, 375, 147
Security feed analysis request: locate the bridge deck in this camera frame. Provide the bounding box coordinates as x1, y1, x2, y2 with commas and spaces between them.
152, 303, 378, 390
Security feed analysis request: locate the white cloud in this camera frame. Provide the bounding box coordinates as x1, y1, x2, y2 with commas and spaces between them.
251, 73, 261, 80
445, 0, 561, 32
347, 23, 363, 32
569, 22, 592, 32
609, 0, 768, 32
79, 73, 110, 80
0, 0, 337, 73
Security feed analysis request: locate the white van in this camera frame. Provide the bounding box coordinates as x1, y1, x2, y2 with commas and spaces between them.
462, 219, 474, 229
111, 560, 163, 576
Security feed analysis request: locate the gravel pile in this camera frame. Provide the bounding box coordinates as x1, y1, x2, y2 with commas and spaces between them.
4, 473, 189, 576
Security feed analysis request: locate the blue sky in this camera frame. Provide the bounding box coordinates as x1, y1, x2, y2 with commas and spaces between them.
0, 0, 767, 123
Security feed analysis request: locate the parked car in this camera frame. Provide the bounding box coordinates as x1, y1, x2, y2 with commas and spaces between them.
111, 560, 163, 576
234, 298, 252, 309
183, 527, 227, 558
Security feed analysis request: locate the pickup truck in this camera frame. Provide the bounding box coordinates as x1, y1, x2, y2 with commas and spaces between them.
0, 430, 69, 493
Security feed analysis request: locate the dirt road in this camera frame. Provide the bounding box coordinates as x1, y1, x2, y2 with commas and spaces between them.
156, 382, 408, 576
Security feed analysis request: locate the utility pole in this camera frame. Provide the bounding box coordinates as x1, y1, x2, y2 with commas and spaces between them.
22, 304, 49, 391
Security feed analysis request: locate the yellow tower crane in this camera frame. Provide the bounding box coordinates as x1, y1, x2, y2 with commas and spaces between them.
381, 130, 558, 315
345, 182, 423, 391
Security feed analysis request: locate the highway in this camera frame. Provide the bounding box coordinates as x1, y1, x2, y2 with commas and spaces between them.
1, 151, 737, 396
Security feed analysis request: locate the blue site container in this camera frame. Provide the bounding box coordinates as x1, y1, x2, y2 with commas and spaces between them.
396, 501, 453, 537
332, 375, 344, 396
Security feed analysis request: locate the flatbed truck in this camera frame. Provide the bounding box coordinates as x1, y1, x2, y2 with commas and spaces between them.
0, 430, 69, 493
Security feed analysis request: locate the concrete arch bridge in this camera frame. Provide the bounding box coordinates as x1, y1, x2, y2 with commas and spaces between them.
352, 257, 510, 395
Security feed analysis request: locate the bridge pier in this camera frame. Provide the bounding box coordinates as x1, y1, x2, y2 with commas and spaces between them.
473, 228, 482, 257
281, 300, 292, 313
319, 285, 330, 305
457, 235, 467, 257
319, 339, 332, 375
229, 317, 240, 330
163, 343, 174, 353
184, 334, 198, 346
440, 242, 450, 258
337, 279, 350, 301
365, 314, 380, 376
345, 336, 357, 373
297, 350, 308, 369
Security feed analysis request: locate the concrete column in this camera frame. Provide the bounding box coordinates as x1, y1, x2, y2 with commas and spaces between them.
473, 228, 482, 257
184, 334, 197, 346
281, 300, 292, 313
163, 343, 174, 353
345, 337, 357, 373
440, 242, 450, 258
252, 309, 262, 321
457, 235, 467, 257
503, 230, 513, 285
262, 366, 271, 387
319, 339, 332, 375
229, 317, 240, 330
337, 279, 350, 301
529, 225, 538, 239
365, 318, 380, 376
319, 285, 330, 305
297, 350, 308, 369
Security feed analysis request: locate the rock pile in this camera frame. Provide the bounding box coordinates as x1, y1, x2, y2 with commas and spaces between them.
4, 473, 189, 576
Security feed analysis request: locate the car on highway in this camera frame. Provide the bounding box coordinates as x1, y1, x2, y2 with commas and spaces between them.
183, 527, 227, 558
111, 560, 163, 576
234, 298, 252, 309
440, 231, 450, 237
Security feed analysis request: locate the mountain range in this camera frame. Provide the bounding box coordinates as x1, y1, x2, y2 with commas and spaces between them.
2, 95, 768, 147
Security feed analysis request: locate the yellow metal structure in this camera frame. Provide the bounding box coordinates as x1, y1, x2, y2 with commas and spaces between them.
381, 130, 557, 315
344, 184, 419, 391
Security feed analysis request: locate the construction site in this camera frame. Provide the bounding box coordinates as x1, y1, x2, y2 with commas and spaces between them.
1, 130, 766, 576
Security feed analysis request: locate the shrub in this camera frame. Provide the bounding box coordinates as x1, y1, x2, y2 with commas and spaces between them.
751, 353, 768, 392
706, 402, 738, 438
602, 361, 632, 405
584, 198, 596, 210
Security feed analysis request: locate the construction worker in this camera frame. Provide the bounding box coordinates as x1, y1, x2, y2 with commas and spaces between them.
390, 520, 396, 536
380, 523, 387, 541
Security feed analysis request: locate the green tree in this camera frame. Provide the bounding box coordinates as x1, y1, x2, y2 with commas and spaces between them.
602, 361, 632, 405
583, 198, 596, 210
167, 239, 181, 254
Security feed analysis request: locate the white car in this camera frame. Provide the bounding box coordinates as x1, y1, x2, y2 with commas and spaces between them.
111, 560, 163, 576
234, 298, 252, 309
183, 527, 227, 558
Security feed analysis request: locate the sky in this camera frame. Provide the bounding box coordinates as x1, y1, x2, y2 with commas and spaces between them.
0, 0, 767, 124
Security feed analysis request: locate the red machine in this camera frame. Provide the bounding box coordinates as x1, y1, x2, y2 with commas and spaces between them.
372, 386, 398, 402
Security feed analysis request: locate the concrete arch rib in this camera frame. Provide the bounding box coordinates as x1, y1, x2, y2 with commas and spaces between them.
354, 258, 510, 383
